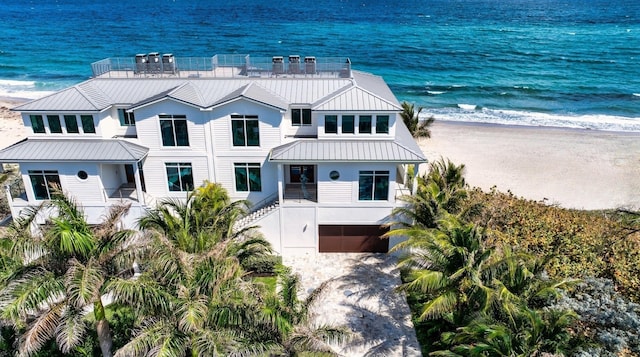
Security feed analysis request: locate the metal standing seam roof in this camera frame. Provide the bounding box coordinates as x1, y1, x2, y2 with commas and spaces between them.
269, 139, 426, 163
312, 86, 401, 111
0, 139, 148, 162
12, 75, 367, 113
206, 82, 289, 110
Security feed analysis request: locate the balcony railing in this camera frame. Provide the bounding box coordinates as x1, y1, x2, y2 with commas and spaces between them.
92, 54, 352, 79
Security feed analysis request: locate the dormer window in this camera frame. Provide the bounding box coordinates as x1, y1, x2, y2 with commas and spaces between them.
47, 115, 62, 133
376, 115, 389, 134
359, 115, 372, 134
292, 108, 312, 126
30, 115, 45, 134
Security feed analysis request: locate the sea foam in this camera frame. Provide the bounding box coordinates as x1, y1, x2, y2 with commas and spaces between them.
425, 107, 640, 132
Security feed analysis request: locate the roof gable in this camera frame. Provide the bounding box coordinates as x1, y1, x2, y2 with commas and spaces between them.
313, 86, 401, 111
208, 82, 288, 110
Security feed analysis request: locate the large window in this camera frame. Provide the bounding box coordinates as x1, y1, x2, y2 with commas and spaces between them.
118, 109, 136, 126
342, 115, 355, 134
30, 115, 45, 134
325, 115, 338, 134
28, 170, 61, 200
376, 115, 389, 134
165, 162, 193, 192
64, 115, 79, 133
359, 115, 372, 134
231, 115, 259, 146
292, 109, 311, 126
160, 115, 189, 146
234, 163, 262, 192
47, 115, 62, 133
358, 170, 389, 201
81, 115, 96, 133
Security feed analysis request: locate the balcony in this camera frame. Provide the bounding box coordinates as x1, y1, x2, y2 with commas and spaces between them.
283, 183, 317, 203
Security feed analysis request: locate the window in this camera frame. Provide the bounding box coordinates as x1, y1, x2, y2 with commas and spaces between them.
342, 115, 355, 134
234, 163, 262, 192
77, 170, 88, 180
165, 162, 193, 192
292, 109, 311, 126
81, 115, 95, 133
376, 115, 389, 134
30, 115, 45, 133
47, 115, 62, 133
160, 115, 189, 146
118, 109, 136, 126
64, 115, 79, 133
325, 115, 337, 134
358, 170, 389, 201
28, 170, 61, 200
359, 115, 372, 134
231, 115, 259, 146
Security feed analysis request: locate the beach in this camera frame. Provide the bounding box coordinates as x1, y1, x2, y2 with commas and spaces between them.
1, 98, 639, 210
419, 121, 640, 210
0, 99, 27, 148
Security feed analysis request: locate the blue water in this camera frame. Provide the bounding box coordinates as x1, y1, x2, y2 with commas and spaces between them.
1, 0, 639, 131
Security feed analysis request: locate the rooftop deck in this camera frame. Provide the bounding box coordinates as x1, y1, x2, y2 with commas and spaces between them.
92, 54, 352, 79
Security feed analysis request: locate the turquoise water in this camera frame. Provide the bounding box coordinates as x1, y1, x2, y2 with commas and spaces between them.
0, 0, 639, 130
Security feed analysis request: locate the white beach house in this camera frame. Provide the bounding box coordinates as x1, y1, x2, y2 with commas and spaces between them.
0, 54, 426, 255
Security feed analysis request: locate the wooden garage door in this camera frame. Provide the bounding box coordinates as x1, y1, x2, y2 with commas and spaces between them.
319, 225, 389, 253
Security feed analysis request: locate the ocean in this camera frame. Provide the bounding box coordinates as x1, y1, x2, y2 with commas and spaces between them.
0, 0, 639, 131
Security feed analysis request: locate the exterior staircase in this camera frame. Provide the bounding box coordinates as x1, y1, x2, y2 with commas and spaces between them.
235, 197, 280, 229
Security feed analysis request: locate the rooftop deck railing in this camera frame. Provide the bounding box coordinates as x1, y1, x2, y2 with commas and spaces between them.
91, 55, 351, 79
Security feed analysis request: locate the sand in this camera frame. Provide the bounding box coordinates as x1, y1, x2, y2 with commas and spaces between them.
1, 98, 638, 210
419, 121, 640, 210
0, 98, 27, 148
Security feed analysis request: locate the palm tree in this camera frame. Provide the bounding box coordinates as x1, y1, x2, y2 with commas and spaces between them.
110, 181, 282, 355
392, 158, 468, 229
0, 194, 137, 357
390, 216, 493, 325
263, 267, 349, 355
138, 181, 271, 262
109, 232, 276, 356
401, 101, 435, 139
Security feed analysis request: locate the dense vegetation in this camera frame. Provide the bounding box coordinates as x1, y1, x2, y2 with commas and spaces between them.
0, 182, 346, 356
391, 158, 640, 356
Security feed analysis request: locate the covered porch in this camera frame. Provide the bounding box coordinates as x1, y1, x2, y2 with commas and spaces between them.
0, 138, 151, 222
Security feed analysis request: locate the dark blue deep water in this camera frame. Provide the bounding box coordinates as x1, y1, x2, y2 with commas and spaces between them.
1, 0, 639, 130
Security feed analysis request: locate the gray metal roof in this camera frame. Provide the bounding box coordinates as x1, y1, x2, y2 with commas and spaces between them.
269, 139, 426, 163
207, 82, 288, 110
13, 70, 392, 114
313, 86, 401, 111
0, 138, 148, 162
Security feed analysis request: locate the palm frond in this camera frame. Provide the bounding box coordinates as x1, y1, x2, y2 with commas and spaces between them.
17, 300, 65, 356
55, 305, 87, 353
65, 258, 104, 309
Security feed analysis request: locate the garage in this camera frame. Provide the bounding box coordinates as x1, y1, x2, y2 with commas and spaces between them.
318, 225, 389, 253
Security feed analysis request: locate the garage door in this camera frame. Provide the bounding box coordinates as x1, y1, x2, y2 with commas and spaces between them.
319, 225, 389, 253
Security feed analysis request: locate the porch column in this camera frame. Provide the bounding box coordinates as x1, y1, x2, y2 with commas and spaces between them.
277, 164, 284, 203
412, 163, 420, 195
133, 162, 145, 205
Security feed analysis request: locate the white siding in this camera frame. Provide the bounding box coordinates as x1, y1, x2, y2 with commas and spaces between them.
135, 100, 207, 152
316, 162, 398, 204
20, 162, 104, 203
141, 155, 210, 198
282, 110, 318, 138
215, 157, 278, 203
100, 164, 122, 196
